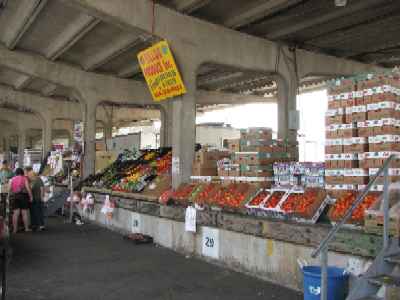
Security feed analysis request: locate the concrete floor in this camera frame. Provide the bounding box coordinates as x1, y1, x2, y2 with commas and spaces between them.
7, 218, 302, 300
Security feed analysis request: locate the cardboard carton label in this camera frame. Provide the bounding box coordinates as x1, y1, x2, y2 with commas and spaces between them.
378, 101, 396, 109
342, 138, 353, 146
381, 118, 397, 126
366, 119, 383, 127
357, 121, 367, 128
344, 168, 368, 177
352, 137, 367, 144
367, 103, 379, 111
369, 168, 400, 176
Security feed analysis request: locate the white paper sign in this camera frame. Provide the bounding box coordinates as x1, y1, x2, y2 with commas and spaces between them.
131, 212, 142, 233
202, 227, 219, 259
185, 206, 197, 232
172, 156, 180, 175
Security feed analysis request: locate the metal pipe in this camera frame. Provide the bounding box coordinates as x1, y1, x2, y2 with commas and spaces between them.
312, 154, 396, 258
383, 166, 390, 249
321, 247, 328, 300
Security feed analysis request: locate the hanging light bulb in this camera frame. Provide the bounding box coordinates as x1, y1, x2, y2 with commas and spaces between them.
335, 0, 347, 7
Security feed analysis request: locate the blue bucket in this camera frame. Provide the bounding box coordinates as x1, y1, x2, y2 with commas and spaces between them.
302, 266, 349, 300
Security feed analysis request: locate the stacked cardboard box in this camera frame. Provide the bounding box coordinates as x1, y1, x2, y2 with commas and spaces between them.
192, 149, 230, 176
225, 127, 298, 178
325, 72, 400, 195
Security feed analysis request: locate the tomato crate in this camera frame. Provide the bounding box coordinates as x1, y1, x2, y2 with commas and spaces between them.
284, 188, 331, 224
192, 183, 221, 206
209, 183, 257, 212
364, 195, 400, 237
171, 183, 199, 204
244, 189, 271, 216
257, 188, 290, 220
327, 191, 381, 225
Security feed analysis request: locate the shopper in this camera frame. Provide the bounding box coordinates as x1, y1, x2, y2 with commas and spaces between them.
0, 160, 13, 185
25, 166, 45, 231
10, 168, 33, 233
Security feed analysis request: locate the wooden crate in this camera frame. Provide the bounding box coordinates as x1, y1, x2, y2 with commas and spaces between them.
364, 201, 400, 236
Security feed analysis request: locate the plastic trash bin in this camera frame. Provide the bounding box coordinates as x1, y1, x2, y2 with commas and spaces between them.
303, 266, 348, 300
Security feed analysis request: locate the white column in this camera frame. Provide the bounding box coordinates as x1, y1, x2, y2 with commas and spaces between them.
171, 71, 196, 188
18, 130, 26, 167
42, 117, 53, 158
82, 102, 97, 178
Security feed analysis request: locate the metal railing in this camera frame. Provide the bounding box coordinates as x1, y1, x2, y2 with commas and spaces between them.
311, 154, 397, 300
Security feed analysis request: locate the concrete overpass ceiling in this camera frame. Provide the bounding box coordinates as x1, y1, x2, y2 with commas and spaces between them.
159, 0, 400, 68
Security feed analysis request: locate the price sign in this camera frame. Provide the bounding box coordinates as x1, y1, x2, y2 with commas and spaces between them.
131, 212, 142, 233
202, 227, 219, 259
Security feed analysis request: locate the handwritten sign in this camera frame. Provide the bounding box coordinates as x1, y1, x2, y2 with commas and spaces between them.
138, 40, 186, 102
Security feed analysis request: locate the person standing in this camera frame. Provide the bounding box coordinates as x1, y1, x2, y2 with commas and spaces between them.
10, 168, 33, 233
25, 167, 45, 231
0, 160, 13, 185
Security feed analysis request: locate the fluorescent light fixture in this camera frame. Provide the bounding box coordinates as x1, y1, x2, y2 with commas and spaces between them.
335, 0, 347, 7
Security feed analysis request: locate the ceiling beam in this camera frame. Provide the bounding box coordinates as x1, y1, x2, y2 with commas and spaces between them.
170, 0, 211, 13
82, 35, 145, 71
4, 0, 48, 49
45, 14, 100, 61
198, 72, 244, 86
14, 75, 33, 90
267, 0, 383, 39
117, 63, 141, 78
223, 0, 302, 29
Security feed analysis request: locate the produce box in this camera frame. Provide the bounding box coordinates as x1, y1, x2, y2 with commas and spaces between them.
192, 183, 221, 205
343, 168, 369, 185
244, 189, 271, 212
367, 101, 398, 120
210, 182, 256, 211
325, 138, 343, 154
326, 124, 338, 139
359, 152, 400, 169
280, 188, 329, 223
192, 163, 217, 176
368, 135, 400, 152
226, 139, 240, 152
373, 119, 400, 135
257, 188, 290, 219
337, 123, 357, 138
240, 127, 272, 140
364, 198, 400, 237
368, 168, 400, 184
195, 149, 230, 164
171, 183, 200, 204
327, 191, 380, 225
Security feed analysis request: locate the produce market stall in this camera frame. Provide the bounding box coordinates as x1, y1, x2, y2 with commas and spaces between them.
75, 73, 400, 290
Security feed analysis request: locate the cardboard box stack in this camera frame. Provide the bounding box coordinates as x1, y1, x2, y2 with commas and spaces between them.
225, 127, 298, 178
325, 72, 400, 197
192, 148, 230, 176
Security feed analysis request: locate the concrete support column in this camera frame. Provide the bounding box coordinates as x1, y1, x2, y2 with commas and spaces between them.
42, 117, 53, 158
276, 50, 299, 144
104, 122, 113, 141
83, 102, 98, 178
160, 102, 173, 147
171, 69, 196, 188
18, 130, 26, 168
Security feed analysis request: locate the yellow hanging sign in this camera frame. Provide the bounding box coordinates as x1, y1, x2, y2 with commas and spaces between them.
137, 40, 187, 102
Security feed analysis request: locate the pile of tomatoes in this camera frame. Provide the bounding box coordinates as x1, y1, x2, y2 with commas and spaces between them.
212, 183, 251, 208
263, 191, 285, 209
329, 191, 379, 223
247, 191, 270, 207
280, 188, 324, 216
172, 183, 198, 201
193, 183, 220, 205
